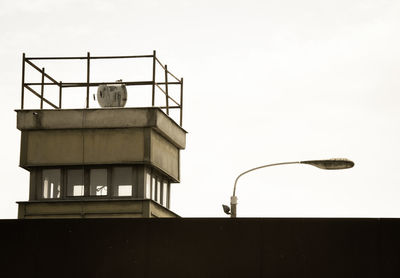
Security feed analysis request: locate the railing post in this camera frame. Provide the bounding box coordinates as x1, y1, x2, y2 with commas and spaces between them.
152, 50, 156, 106
21, 53, 25, 109
59, 81, 62, 109
165, 65, 169, 115
180, 77, 183, 126
86, 52, 90, 108
40, 68, 45, 109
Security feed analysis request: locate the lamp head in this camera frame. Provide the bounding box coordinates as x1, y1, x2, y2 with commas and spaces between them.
301, 158, 354, 170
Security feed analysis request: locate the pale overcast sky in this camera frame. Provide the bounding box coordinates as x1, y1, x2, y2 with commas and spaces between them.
1, 0, 400, 218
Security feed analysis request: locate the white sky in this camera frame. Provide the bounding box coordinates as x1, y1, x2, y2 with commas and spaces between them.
1, 0, 400, 218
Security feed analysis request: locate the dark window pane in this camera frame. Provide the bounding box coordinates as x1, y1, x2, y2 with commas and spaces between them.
90, 169, 107, 196
67, 169, 84, 196
167, 183, 171, 209
112, 167, 132, 197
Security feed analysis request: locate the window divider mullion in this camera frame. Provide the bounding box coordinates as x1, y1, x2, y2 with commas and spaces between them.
108, 167, 112, 198
38, 168, 43, 200
84, 166, 89, 197
61, 168, 65, 200
132, 166, 135, 198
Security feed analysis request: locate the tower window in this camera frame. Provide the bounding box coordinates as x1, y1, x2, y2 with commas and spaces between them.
149, 172, 170, 207
162, 181, 168, 206
145, 172, 151, 199
67, 169, 85, 196
156, 180, 161, 203
167, 182, 171, 209
112, 167, 135, 197
151, 177, 156, 200
90, 169, 108, 196
42, 169, 61, 199
37, 166, 169, 203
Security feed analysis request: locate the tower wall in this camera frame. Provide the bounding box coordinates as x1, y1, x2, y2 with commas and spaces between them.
17, 107, 186, 181
16, 107, 186, 219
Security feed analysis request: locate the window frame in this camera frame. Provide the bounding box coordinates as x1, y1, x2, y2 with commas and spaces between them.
89, 167, 109, 197
35, 165, 171, 206
39, 168, 62, 200
65, 167, 86, 198
148, 168, 171, 208
111, 166, 138, 198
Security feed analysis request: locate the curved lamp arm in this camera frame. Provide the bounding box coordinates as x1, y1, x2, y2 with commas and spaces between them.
227, 158, 354, 218
233, 161, 300, 197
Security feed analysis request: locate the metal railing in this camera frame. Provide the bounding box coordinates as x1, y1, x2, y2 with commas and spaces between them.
20, 51, 184, 126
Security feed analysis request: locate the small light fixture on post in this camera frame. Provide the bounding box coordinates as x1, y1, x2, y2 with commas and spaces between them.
222, 158, 354, 218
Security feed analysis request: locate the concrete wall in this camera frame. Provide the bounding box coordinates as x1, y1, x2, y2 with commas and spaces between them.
150, 129, 179, 180
16, 108, 186, 148
21, 128, 144, 165
1, 218, 400, 277
17, 108, 185, 181
17, 199, 178, 219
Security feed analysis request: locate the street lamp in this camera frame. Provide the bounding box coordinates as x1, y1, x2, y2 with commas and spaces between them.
222, 158, 354, 218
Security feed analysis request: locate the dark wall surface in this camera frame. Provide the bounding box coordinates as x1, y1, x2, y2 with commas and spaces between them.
1, 218, 399, 278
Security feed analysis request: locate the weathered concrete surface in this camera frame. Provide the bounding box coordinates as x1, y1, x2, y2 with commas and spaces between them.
155, 109, 186, 149
150, 201, 176, 218
83, 128, 145, 164
16, 107, 186, 149
17, 199, 178, 219
25, 129, 84, 164
21, 128, 144, 165
150, 129, 179, 180
20, 128, 179, 180
17, 108, 184, 181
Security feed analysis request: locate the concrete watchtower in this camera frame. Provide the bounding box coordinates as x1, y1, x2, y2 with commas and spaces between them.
16, 52, 186, 218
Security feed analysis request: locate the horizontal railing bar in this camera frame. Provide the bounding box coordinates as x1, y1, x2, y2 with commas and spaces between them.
26, 55, 153, 60
25, 82, 66, 86
25, 60, 59, 85
27, 56, 87, 60
156, 82, 181, 85
24, 85, 59, 109
26, 81, 182, 86
159, 106, 180, 109
61, 81, 153, 88
90, 55, 153, 59
154, 83, 180, 106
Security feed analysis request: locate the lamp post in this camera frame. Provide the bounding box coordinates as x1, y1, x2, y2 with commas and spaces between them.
222, 158, 354, 218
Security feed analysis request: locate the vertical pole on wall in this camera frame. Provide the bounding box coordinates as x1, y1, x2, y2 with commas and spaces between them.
40, 68, 45, 109
59, 81, 63, 109
86, 52, 90, 108
152, 50, 156, 106
21, 53, 25, 109
230, 196, 237, 218
165, 65, 169, 115
180, 78, 183, 126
